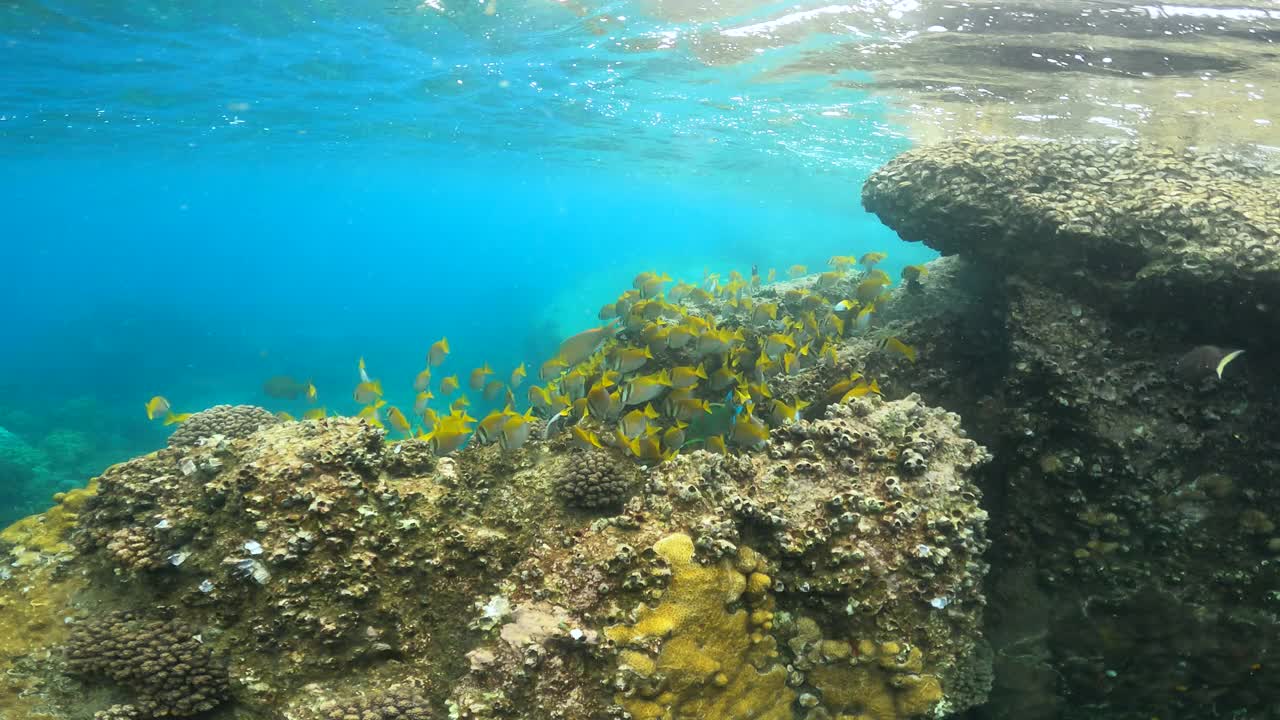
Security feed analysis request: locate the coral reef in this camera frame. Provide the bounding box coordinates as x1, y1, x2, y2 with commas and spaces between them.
315, 685, 434, 720
863, 140, 1280, 719
66, 611, 230, 717
167, 404, 280, 447
556, 450, 636, 509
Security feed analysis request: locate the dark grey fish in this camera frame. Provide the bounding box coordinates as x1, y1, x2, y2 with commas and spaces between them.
1176, 345, 1244, 380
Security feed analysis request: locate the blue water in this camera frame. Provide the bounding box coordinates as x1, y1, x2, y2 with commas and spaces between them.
0, 0, 934, 524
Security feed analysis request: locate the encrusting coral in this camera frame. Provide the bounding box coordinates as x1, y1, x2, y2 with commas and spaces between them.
167, 404, 280, 447
556, 450, 636, 509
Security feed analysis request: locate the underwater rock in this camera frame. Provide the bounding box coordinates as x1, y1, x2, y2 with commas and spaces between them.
0, 384, 991, 720
555, 450, 637, 510
862, 145, 1280, 719
862, 139, 1280, 337
166, 404, 281, 447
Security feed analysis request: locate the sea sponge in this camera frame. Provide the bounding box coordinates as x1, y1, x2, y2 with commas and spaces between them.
318, 685, 433, 720
606, 533, 793, 720
0, 482, 97, 554
168, 404, 280, 447
557, 451, 634, 509
65, 611, 231, 717
808, 639, 944, 720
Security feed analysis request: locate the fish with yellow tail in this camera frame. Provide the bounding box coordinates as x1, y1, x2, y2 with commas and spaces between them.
306, 382, 318, 402
353, 379, 383, 404
855, 277, 890, 304
469, 363, 494, 391
620, 430, 675, 464
527, 385, 553, 414
839, 378, 881, 403
854, 304, 875, 332
539, 356, 569, 381
414, 390, 434, 415
509, 363, 527, 388
619, 404, 659, 439
609, 345, 652, 373
878, 336, 917, 364
828, 255, 858, 269
357, 404, 385, 429
706, 435, 728, 455
303, 407, 327, 421
558, 323, 618, 367
439, 375, 460, 396
859, 252, 887, 268
483, 379, 505, 402
586, 380, 618, 420
162, 411, 192, 426
450, 395, 470, 413
413, 368, 432, 393
428, 337, 450, 367
499, 409, 536, 450
358, 357, 371, 383
788, 264, 808, 278
669, 364, 707, 389
661, 421, 688, 452
424, 415, 472, 455
570, 425, 604, 451
730, 410, 770, 450
1176, 346, 1245, 381
144, 396, 171, 421
474, 409, 510, 445
771, 398, 810, 426
276, 411, 296, 422
902, 264, 929, 284
621, 370, 672, 407
387, 406, 413, 436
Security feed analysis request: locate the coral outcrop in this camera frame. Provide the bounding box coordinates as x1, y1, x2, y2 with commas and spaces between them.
863, 140, 1280, 719
1, 376, 989, 720
167, 404, 280, 447
66, 611, 230, 717
556, 450, 636, 509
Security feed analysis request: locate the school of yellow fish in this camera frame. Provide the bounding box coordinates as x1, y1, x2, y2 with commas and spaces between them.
145, 253, 921, 462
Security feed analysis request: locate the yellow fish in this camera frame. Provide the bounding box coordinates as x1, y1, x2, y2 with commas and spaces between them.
661, 421, 688, 451
621, 431, 674, 464
854, 304, 875, 331
353, 380, 383, 404
144, 396, 171, 421
767, 268, 776, 282
856, 278, 889, 304
470, 363, 494, 391
816, 271, 843, 289
528, 385, 552, 413
878, 336, 917, 363
499, 409, 535, 450
902, 264, 929, 282
509, 363, 527, 388
827, 371, 865, 401
669, 396, 711, 422
303, 407, 326, 420
428, 337, 450, 367
840, 378, 882, 402
621, 371, 671, 407
789, 264, 808, 278
358, 356, 371, 383
451, 395, 470, 412
619, 403, 659, 439
707, 365, 739, 391
666, 324, 695, 350
561, 369, 587, 400
609, 345, 652, 373
414, 391, 434, 415
413, 368, 432, 393
570, 425, 604, 451
483, 379, 505, 402
475, 409, 510, 445
387, 406, 413, 436
357, 404, 384, 428
586, 381, 618, 420
706, 434, 728, 455
860, 252, 887, 267
828, 255, 858, 269
540, 356, 569, 381
306, 382, 318, 402
162, 411, 191, 426
275, 411, 296, 422
771, 398, 810, 426
669, 364, 707, 389
598, 302, 618, 320
425, 423, 470, 455
558, 324, 617, 366
764, 333, 796, 359
752, 303, 778, 323
439, 375, 460, 396
730, 411, 770, 450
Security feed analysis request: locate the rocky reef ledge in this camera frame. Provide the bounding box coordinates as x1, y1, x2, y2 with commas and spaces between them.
1, 397, 991, 719
862, 140, 1280, 719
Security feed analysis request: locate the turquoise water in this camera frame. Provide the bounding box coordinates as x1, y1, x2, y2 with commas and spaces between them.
0, 0, 934, 523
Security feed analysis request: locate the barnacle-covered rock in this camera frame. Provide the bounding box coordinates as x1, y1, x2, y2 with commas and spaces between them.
93, 705, 143, 720
167, 404, 280, 447
317, 686, 433, 720
556, 450, 635, 509
862, 139, 1280, 336
66, 612, 230, 717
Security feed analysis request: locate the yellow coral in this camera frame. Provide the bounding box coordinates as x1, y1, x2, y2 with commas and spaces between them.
0, 481, 97, 554
810, 637, 943, 720
607, 534, 793, 720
